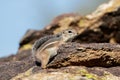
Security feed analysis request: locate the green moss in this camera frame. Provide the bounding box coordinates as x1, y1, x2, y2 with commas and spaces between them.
77, 69, 102, 80
85, 73, 96, 79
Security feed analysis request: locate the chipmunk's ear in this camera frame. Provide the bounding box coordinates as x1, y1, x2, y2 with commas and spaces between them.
62, 30, 65, 33
62, 32, 65, 34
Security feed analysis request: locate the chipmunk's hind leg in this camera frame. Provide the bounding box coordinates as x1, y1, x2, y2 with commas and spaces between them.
41, 51, 50, 69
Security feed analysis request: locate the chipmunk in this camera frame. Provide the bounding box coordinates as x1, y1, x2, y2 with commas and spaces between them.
32, 29, 78, 69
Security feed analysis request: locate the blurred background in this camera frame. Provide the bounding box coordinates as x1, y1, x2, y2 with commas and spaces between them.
0, 0, 108, 57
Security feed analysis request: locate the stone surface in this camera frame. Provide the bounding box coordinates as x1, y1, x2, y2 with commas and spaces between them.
48, 43, 120, 68
11, 66, 120, 80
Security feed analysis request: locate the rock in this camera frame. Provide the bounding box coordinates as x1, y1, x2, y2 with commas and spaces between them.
11, 66, 120, 80
0, 58, 35, 80
0, 50, 32, 64
48, 43, 120, 68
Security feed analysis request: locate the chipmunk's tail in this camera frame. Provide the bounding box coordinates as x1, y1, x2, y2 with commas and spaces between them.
31, 42, 37, 61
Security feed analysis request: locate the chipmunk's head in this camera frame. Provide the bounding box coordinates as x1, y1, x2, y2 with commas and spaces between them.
61, 29, 78, 42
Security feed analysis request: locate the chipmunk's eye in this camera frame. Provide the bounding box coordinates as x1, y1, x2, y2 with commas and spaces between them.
56, 34, 60, 37
68, 30, 72, 33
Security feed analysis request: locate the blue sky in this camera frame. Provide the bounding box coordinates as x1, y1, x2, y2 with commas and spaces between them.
0, 0, 108, 57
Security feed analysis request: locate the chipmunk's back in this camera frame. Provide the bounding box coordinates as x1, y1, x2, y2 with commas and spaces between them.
32, 35, 56, 53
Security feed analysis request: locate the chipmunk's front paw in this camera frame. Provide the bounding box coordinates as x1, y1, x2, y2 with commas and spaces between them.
41, 65, 47, 69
